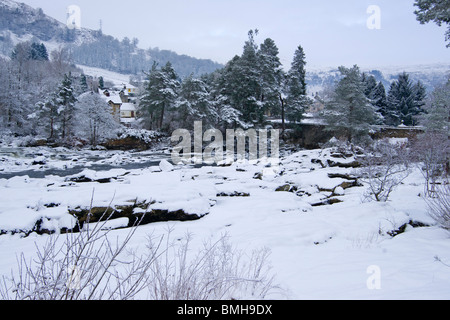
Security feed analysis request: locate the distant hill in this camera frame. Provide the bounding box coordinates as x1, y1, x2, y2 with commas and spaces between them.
0, 0, 223, 78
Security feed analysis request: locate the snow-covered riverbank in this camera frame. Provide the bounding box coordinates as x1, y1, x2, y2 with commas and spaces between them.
0, 146, 448, 300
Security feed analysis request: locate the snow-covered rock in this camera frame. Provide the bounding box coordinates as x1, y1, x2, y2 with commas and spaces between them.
159, 159, 174, 172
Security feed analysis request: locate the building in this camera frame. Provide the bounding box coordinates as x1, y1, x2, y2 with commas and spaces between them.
120, 103, 137, 127
101, 88, 137, 125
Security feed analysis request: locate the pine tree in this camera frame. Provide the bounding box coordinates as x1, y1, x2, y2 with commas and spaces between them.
414, 0, 450, 47
98, 76, 105, 90
322, 65, 378, 142
235, 30, 263, 125
206, 66, 244, 130
386, 73, 426, 126
257, 38, 283, 119
373, 81, 388, 124
56, 73, 77, 140
420, 78, 450, 134
285, 45, 312, 124
362, 73, 378, 100
174, 74, 212, 129
412, 80, 427, 126
139, 62, 179, 131
80, 74, 88, 93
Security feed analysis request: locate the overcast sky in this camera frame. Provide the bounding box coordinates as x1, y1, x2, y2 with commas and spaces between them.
19, 0, 449, 69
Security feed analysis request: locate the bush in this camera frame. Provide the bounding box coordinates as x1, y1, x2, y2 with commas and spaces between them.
426, 183, 450, 231
359, 139, 411, 202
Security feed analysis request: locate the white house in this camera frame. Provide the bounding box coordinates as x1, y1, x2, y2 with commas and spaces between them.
120, 103, 137, 127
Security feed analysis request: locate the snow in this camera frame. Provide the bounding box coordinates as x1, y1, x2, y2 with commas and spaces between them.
0, 146, 449, 300
76, 64, 133, 88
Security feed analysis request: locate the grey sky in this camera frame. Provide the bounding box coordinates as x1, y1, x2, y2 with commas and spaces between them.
19, 0, 449, 69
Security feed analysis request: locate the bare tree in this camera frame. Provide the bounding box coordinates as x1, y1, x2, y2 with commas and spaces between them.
413, 132, 449, 197
359, 140, 411, 202
147, 231, 277, 300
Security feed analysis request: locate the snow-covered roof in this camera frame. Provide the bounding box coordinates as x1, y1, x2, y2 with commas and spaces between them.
101, 93, 122, 105
121, 103, 136, 112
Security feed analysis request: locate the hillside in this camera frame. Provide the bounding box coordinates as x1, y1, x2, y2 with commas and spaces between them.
0, 0, 223, 78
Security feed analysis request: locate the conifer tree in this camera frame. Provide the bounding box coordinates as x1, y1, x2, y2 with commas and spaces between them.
139, 62, 179, 131
386, 73, 426, 126
322, 65, 378, 142
174, 74, 212, 129
80, 74, 88, 93
285, 45, 311, 124
414, 0, 450, 47
56, 73, 77, 140
257, 38, 283, 118
235, 30, 263, 125
373, 81, 388, 124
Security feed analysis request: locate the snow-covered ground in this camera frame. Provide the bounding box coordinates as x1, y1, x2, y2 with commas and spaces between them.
0, 146, 448, 300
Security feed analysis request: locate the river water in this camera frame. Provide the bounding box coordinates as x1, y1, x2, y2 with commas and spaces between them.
0, 147, 174, 180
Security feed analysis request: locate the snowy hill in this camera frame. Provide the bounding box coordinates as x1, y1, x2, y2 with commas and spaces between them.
306, 63, 450, 95
0, 0, 97, 54
0, 0, 223, 77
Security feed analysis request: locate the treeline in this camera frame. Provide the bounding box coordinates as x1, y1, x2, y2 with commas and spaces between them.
138, 30, 312, 132
137, 30, 439, 140
321, 65, 430, 143
69, 35, 223, 78
0, 41, 116, 146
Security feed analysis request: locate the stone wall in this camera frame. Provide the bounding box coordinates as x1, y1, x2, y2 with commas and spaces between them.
281, 123, 424, 149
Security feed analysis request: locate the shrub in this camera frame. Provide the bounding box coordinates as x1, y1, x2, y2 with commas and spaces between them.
426, 183, 450, 231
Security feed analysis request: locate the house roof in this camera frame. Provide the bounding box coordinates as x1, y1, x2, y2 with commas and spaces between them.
121, 103, 136, 111
102, 92, 122, 105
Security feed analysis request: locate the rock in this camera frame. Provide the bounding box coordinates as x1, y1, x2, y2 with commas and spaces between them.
311, 158, 326, 168
276, 184, 291, 192
328, 173, 359, 180
327, 159, 362, 168
159, 159, 174, 172
253, 172, 263, 180
339, 180, 362, 190
32, 156, 47, 166
68, 200, 206, 233
217, 191, 250, 197
276, 184, 298, 193
311, 198, 343, 207
333, 187, 345, 196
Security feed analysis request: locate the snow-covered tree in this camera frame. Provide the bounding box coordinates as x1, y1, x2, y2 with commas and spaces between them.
421, 78, 450, 134
173, 75, 212, 130
37, 91, 60, 140
414, 0, 450, 47
74, 92, 117, 145
257, 38, 283, 118
56, 73, 77, 140
139, 62, 180, 131
322, 65, 378, 143
205, 68, 245, 130
235, 30, 263, 125
386, 73, 426, 126
372, 81, 388, 124
285, 45, 312, 124
80, 74, 88, 93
